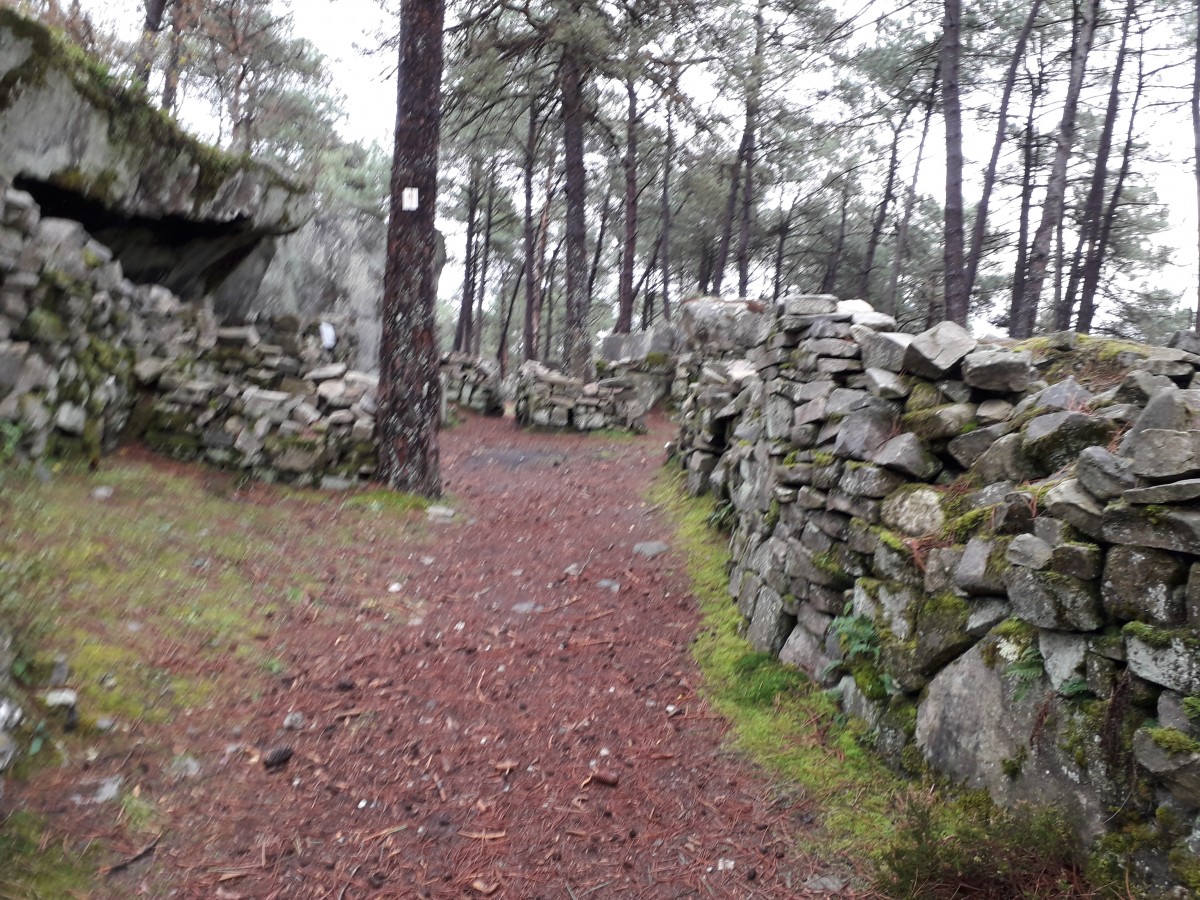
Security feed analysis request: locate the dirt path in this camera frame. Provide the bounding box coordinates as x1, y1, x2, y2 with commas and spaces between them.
10, 413, 847, 898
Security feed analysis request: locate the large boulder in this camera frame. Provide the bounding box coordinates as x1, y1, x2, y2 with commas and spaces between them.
916, 641, 1104, 837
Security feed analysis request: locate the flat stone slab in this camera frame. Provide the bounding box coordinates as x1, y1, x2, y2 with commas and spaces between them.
633, 541, 669, 558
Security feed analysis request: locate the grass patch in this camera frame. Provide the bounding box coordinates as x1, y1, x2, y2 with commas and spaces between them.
341, 488, 430, 515
0, 810, 99, 898
649, 467, 904, 851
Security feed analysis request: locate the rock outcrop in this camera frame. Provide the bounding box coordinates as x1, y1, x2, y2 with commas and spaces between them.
0, 9, 312, 306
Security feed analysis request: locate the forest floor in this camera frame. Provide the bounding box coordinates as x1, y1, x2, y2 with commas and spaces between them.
0, 410, 889, 899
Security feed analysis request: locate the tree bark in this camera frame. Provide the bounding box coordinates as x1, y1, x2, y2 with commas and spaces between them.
473, 162, 497, 357
711, 155, 742, 296
498, 265, 523, 376
1058, 0, 1133, 331
735, 0, 768, 299
1015, 0, 1100, 338
377, 0, 445, 497
1192, 0, 1200, 326
616, 76, 638, 333
859, 113, 908, 300
773, 203, 795, 301
134, 0, 173, 85
1078, 42, 1144, 332
559, 19, 592, 379
884, 69, 937, 319
521, 94, 540, 361
454, 161, 481, 353
820, 181, 850, 294
658, 83, 675, 321
1008, 68, 1043, 334
941, 0, 968, 326
964, 0, 1042, 302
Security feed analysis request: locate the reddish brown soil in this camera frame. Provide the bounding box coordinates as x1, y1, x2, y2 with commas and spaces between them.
11, 412, 859, 899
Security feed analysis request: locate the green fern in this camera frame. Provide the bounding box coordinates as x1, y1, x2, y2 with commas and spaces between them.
1004, 646, 1044, 702
831, 613, 880, 663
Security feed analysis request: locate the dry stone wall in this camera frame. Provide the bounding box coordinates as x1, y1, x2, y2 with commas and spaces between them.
0, 178, 385, 487
675, 294, 1200, 890
442, 352, 503, 416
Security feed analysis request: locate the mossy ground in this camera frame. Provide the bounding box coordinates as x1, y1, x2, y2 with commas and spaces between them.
0, 451, 431, 895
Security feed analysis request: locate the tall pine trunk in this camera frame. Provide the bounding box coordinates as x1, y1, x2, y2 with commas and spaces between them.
1015, 0, 1100, 338
560, 30, 591, 378
378, 0, 445, 496
454, 161, 481, 352
473, 163, 497, 357
965, 0, 1042, 302
884, 70, 937, 319
1009, 70, 1044, 334
659, 77, 676, 321
1193, 0, 1200, 326
1077, 44, 1144, 332
521, 95, 540, 361
1058, 0, 1133, 331
616, 76, 638, 333
860, 114, 908, 300
735, 0, 768, 298
941, 0, 968, 326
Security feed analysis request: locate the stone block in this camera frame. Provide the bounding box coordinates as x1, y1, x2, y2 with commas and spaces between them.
872, 433, 941, 481
902, 321, 976, 378
1022, 412, 1116, 473
881, 487, 944, 537
1102, 545, 1188, 625
1126, 631, 1200, 695
961, 349, 1034, 393
1004, 567, 1104, 631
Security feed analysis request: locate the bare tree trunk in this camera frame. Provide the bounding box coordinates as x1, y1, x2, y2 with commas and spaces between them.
543, 238, 563, 361
588, 189, 611, 308
378, 0, 445, 496
134, 0, 172, 86
530, 168, 557, 361
522, 95, 539, 361
616, 76, 638, 333
1078, 41, 1144, 332
659, 77, 676, 321
884, 70, 937, 319
859, 113, 908, 300
711, 156, 743, 295
941, 0, 968, 326
498, 265, 523, 376
1009, 68, 1043, 334
1058, 0, 1134, 331
735, 0, 768, 299
473, 162, 497, 357
454, 161, 481, 353
965, 0, 1042, 302
560, 20, 592, 379
773, 202, 795, 301
1015, 0, 1100, 338
820, 181, 850, 294
160, 0, 192, 114
1192, 0, 1200, 326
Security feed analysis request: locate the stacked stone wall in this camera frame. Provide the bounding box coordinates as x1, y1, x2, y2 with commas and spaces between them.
442, 352, 503, 416
675, 294, 1200, 890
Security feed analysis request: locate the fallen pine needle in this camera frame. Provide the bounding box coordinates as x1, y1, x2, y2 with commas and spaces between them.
459, 830, 507, 841
363, 825, 409, 841
99, 834, 161, 875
